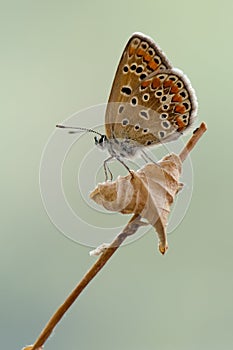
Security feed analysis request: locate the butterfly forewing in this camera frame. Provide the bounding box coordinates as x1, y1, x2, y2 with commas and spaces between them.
105, 32, 173, 139
105, 32, 197, 149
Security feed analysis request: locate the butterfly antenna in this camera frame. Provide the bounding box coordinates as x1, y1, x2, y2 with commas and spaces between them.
56, 124, 103, 137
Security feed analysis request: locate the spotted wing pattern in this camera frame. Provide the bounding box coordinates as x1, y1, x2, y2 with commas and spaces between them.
105, 32, 197, 146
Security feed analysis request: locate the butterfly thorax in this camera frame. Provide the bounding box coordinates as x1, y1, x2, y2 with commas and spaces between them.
94, 135, 140, 159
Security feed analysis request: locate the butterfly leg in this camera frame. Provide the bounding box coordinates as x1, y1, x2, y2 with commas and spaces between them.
116, 157, 134, 178
141, 150, 157, 164
103, 156, 114, 181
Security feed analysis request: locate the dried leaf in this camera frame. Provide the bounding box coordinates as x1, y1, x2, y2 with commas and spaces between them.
90, 153, 183, 254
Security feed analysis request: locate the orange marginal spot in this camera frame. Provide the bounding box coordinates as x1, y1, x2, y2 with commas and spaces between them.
143, 53, 151, 63
136, 48, 146, 57
148, 60, 158, 70
172, 94, 183, 102
129, 45, 136, 56
152, 77, 161, 89
141, 80, 151, 88
176, 116, 186, 131
175, 105, 186, 114
170, 85, 179, 94
164, 80, 174, 88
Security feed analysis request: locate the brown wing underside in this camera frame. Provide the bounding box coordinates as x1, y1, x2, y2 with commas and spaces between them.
105, 33, 197, 146
105, 33, 172, 138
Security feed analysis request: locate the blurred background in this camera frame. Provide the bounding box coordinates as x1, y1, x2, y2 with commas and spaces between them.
1, 1, 232, 349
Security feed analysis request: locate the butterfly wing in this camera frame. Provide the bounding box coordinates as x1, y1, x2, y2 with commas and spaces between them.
112, 68, 198, 146
105, 33, 198, 148
105, 32, 172, 139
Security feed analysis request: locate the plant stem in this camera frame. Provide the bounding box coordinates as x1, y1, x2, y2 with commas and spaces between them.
179, 122, 207, 162
30, 214, 141, 350
30, 122, 207, 350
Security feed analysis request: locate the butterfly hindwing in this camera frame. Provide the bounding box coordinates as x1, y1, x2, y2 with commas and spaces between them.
112, 68, 197, 146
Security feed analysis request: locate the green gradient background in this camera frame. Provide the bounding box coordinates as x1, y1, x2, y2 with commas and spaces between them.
1, 1, 232, 349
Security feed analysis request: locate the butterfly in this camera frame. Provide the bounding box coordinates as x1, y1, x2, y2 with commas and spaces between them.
57, 32, 198, 180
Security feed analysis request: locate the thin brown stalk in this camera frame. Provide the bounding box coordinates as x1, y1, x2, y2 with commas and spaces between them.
29, 122, 207, 350
30, 214, 142, 350
179, 122, 207, 162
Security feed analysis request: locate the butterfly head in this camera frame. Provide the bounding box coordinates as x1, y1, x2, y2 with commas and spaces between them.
56, 124, 109, 151
94, 134, 108, 150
